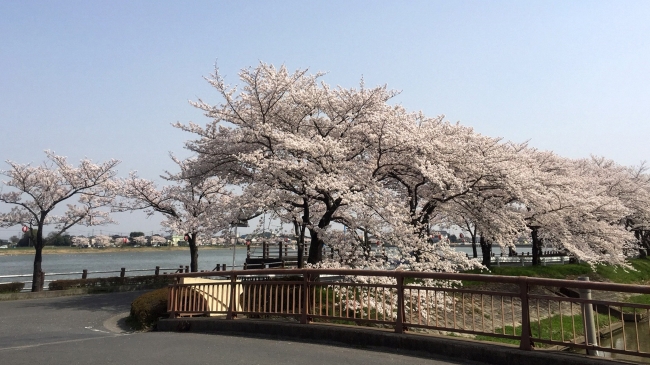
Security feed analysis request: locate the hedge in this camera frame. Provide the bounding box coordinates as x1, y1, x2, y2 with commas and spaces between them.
48, 275, 175, 291
0, 282, 25, 293
129, 287, 169, 330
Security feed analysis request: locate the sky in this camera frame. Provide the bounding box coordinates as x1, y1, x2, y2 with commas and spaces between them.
1, 0, 649, 239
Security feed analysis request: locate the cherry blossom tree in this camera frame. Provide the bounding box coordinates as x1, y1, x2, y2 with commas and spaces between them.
367, 108, 528, 269
112, 236, 128, 247
177, 63, 400, 266
179, 64, 480, 272
447, 190, 525, 267
487, 150, 635, 267
173, 61, 641, 273
579, 158, 650, 258
92, 234, 113, 247
71, 236, 89, 247
132, 235, 147, 246
0, 152, 119, 291
150, 235, 168, 246
119, 156, 231, 272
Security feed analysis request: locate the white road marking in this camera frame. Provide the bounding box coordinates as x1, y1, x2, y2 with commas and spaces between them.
85, 326, 111, 334
0, 333, 132, 352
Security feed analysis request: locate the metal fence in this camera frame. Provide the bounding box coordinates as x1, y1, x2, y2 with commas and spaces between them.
0, 266, 181, 291
167, 268, 650, 360
491, 254, 570, 266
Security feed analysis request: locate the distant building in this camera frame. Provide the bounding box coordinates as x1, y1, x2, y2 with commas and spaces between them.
170, 235, 185, 246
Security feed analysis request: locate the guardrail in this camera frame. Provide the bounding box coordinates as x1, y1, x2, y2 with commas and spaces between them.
167, 268, 650, 361
0, 266, 182, 291
492, 255, 571, 266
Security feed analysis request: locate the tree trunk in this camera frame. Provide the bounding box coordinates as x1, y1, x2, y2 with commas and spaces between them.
31, 220, 45, 292
636, 230, 650, 258
32, 246, 43, 292
306, 198, 340, 265
307, 228, 324, 265
471, 235, 478, 258
189, 233, 199, 272
531, 227, 542, 266
480, 235, 492, 268
297, 224, 307, 268
464, 220, 478, 258
293, 220, 304, 268
363, 229, 370, 260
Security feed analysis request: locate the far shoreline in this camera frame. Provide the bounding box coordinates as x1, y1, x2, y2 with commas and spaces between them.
0, 245, 242, 256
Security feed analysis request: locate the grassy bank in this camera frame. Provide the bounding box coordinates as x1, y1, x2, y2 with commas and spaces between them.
475, 312, 617, 347
466, 258, 650, 346
468, 258, 650, 285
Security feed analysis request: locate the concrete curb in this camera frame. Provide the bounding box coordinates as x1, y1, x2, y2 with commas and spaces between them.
158, 318, 634, 365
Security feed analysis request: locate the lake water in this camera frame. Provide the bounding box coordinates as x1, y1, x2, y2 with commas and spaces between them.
0, 247, 252, 283
0, 244, 532, 284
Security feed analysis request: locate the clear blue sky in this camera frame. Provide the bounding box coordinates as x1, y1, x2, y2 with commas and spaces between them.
1, 1, 649, 239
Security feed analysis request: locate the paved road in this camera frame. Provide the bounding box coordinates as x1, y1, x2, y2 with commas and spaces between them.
0, 292, 483, 365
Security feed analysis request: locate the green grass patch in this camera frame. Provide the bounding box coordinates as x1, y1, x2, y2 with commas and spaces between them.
475, 312, 616, 346
620, 294, 650, 313
467, 264, 592, 280
593, 258, 650, 284
627, 294, 650, 306
464, 257, 650, 285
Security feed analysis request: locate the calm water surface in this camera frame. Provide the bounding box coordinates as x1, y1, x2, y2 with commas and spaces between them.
0, 244, 530, 280
0, 247, 252, 282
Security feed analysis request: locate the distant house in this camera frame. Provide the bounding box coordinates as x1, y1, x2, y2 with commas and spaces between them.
170, 235, 185, 246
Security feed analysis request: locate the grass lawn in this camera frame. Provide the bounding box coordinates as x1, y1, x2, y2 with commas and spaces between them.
466, 258, 650, 345
475, 312, 617, 346
466, 257, 650, 285
628, 294, 650, 306
620, 293, 650, 313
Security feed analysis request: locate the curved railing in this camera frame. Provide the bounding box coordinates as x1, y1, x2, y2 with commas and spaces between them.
167, 268, 650, 360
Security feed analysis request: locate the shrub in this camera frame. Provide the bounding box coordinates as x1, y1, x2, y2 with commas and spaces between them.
0, 282, 25, 293
129, 287, 169, 330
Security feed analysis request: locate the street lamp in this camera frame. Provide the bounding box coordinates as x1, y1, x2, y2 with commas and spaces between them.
230, 219, 249, 271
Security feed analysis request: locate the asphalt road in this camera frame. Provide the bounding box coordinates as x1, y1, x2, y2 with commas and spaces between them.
0, 292, 482, 365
